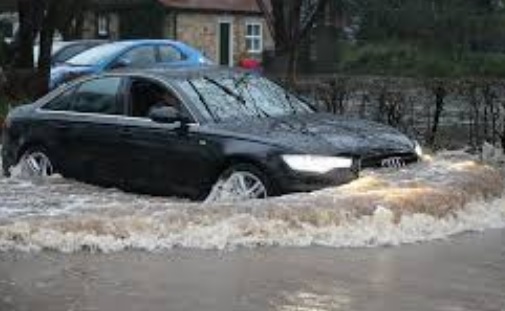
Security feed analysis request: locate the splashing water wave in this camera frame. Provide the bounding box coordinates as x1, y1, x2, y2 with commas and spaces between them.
0, 151, 504, 252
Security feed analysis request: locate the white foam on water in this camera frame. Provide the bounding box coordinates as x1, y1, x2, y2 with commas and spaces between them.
0, 149, 504, 252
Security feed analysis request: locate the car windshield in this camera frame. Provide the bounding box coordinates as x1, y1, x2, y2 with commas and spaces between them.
178, 73, 313, 122
65, 44, 126, 66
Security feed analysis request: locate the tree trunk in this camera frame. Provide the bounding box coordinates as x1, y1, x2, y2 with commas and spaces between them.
13, 0, 36, 68
286, 46, 299, 86
36, 0, 57, 97
427, 84, 446, 147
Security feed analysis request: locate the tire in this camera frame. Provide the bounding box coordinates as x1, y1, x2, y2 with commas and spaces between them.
18, 146, 55, 178
204, 163, 276, 203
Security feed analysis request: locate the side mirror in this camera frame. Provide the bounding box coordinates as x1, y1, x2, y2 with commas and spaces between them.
110, 58, 131, 70
148, 106, 190, 125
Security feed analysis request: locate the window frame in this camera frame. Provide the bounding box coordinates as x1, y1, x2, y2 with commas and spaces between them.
39, 74, 202, 124
97, 13, 110, 38
245, 21, 263, 54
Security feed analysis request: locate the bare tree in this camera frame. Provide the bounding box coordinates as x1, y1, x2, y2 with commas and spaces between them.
8, 0, 88, 98
11, 0, 44, 69
256, 0, 328, 84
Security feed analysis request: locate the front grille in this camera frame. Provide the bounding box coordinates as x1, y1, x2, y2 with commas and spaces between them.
361, 152, 418, 168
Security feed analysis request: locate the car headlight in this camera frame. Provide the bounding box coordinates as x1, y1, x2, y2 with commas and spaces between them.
414, 141, 423, 157
281, 154, 353, 174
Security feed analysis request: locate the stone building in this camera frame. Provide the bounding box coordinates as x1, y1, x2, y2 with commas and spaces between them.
83, 0, 274, 66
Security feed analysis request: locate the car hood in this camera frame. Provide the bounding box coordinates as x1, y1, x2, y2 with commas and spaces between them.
206, 113, 416, 157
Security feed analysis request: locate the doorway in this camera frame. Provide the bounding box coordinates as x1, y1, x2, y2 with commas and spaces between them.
218, 21, 233, 66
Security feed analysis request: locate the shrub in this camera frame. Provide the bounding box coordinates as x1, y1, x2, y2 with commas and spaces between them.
337, 42, 505, 78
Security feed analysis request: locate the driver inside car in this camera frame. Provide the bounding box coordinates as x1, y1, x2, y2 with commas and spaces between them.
147, 90, 180, 117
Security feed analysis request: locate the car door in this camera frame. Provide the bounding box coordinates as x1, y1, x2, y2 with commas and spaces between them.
37, 77, 128, 184
37, 86, 79, 176
120, 76, 222, 198
62, 76, 128, 186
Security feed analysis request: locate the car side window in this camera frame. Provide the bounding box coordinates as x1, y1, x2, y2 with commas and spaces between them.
43, 88, 75, 111
120, 46, 157, 67
71, 77, 124, 115
158, 45, 184, 63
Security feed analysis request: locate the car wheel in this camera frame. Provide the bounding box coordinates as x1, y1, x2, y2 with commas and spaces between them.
205, 163, 273, 203
19, 146, 55, 178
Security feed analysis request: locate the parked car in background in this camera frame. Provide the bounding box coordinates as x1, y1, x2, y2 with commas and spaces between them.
2, 67, 422, 202
34, 40, 107, 67
49, 40, 212, 89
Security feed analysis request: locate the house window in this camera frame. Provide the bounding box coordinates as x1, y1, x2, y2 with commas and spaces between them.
0, 21, 12, 39
245, 22, 262, 54
97, 14, 109, 37
0, 19, 17, 43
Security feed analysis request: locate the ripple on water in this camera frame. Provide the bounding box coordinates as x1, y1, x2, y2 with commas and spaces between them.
0, 151, 504, 252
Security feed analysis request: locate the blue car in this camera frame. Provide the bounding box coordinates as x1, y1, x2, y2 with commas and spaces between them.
50, 39, 212, 89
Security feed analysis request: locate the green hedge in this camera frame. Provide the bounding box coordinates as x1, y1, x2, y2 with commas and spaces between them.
337, 42, 505, 78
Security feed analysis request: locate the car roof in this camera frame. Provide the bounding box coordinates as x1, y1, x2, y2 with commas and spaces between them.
101, 39, 194, 49
110, 65, 252, 80
53, 39, 108, 46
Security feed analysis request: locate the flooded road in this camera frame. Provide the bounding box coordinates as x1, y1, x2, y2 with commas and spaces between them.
1, 150, 505, 252
1, 229, 504, 311
1, 150, 505, 310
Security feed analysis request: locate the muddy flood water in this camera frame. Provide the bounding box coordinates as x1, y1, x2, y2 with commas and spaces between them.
1, 150, 505, 310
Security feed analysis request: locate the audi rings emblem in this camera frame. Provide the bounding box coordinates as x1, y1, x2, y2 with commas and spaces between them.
381, 157, 406, 168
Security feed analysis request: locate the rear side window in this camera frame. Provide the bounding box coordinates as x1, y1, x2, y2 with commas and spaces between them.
158, 45, 184, 63
43, 88, 75, 111
53, 44, 90, 64
71, 77, 123, 115
120, 46, 157, 67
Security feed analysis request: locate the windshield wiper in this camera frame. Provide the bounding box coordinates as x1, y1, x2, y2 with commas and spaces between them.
187, 79, 220, 122
203, 76, 247, 105
284, 91, 298, 115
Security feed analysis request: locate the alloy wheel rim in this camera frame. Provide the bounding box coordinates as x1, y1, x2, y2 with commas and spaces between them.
22, 151, 54, 177
206, 171, 268, 203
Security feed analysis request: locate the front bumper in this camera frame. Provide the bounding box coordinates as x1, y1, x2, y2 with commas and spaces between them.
277, 169, 359, 194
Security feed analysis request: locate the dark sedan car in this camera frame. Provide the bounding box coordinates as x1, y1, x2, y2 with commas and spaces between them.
1, 67, 422, 202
